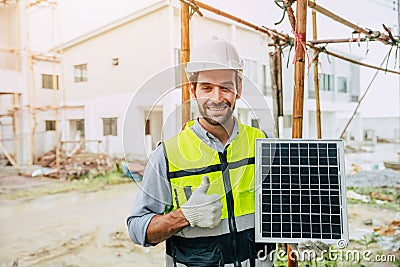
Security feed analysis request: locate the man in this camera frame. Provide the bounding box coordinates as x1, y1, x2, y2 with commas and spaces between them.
127, 38, 327, 266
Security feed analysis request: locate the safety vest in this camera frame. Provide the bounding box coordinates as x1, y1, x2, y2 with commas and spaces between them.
163, 119, 268, 266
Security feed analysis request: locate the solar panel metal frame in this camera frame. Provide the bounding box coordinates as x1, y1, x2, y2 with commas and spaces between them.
255, 139, 349, 244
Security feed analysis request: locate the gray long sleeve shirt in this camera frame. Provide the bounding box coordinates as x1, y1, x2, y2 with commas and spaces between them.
126, 119, 239, 246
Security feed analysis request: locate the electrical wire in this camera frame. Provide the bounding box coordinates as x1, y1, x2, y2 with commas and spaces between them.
339, 50, 391, 139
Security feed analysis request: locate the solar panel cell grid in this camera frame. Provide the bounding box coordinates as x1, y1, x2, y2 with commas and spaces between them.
256, 139, 348, 244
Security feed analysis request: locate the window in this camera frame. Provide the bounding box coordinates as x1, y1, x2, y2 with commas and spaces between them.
145, 119, 151, 135
112, 58, 119, 66
337, 77, 348, 93
45, 120, 56, 131
70, 119, 84, 137
74, 64, 87, 82
318, 74, 334, 91
103, 118, 117, 136
174, 48, 182, 85
243, 59, 258, 84
76, 119, 84, 132
261, 64, 271, 96
42, 74, 59, 89
351, 95, 359, 102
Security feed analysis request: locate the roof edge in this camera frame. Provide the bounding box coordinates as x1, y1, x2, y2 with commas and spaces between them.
57, 0, 170, 51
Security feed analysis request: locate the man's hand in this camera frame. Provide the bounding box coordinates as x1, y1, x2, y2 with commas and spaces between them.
290, 240, 330, 261
181, 176, 222, 228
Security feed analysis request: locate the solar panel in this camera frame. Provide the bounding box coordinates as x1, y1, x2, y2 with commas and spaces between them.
255, 139, 349, 244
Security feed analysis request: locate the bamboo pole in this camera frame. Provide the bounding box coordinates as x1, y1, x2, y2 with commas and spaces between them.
30, 51, 38, 164
0, 142, 20, 169
51, 5, 60, 176
27, 52, 33, 173
189, 0, 271, 36
320, 49, 400, 75
186, 0, 400, 75
312, 4, 322, 139
309, 37, 376, 44
12, 93, 20, 173
25, 0, 56, 9
271, 33, 400, 74
283, 0, 296, 31
288, 3, 307, 267
13, 0, 21, 174
32, 53, 61, 62
291, 0, 307, 140
269, 47, 283, 138
54, 5, 67, 176
181, 0, 190, 127
0, 47, 20, 53
307, 0, 390, 45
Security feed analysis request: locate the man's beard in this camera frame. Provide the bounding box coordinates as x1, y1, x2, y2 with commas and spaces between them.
198, 100, 235, 126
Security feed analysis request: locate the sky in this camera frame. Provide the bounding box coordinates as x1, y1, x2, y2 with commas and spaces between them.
27, 0, 399, 118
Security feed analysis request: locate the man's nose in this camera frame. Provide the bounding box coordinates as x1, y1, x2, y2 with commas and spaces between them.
211, 86, 223, 100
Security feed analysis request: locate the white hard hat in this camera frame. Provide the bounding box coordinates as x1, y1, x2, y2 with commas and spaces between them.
186, 37, 243, 74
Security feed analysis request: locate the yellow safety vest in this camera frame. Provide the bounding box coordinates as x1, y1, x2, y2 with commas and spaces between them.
163, 119, 266, 219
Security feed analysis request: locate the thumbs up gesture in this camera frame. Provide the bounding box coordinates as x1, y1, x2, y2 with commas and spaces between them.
181, 176, 223, 228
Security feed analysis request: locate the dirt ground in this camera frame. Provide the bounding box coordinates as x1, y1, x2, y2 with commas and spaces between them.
0, 175, 398, 267
0, 177, 165, 267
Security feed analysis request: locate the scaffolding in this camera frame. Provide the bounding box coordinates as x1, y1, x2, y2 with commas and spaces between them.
178, 1, 399, 265
0, 0, 68, 176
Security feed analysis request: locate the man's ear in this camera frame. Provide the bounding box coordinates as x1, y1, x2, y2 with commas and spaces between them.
236, 81, 242, 100
190, 83, 196, 98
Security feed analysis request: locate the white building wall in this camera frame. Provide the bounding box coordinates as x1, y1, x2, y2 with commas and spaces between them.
57, 6, 173, 158
63, 7, 172, 101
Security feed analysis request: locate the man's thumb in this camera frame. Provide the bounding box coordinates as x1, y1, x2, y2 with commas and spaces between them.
197, 176, 210, 193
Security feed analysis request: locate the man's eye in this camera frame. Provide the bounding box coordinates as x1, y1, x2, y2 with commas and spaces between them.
222, 86, 234, 91
201, 85, 212, 90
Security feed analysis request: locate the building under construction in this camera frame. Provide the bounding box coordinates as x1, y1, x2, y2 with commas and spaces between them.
3, 0, 396, 176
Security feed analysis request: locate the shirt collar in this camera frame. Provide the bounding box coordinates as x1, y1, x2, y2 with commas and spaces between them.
190, 117, 239, 146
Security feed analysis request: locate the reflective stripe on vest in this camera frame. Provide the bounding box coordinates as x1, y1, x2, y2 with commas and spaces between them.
163, 119, 266, 219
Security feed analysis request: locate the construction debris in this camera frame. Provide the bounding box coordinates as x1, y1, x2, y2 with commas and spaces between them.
31, 167, 58, 177
36, 150, 113, 179
374, 220, 400, 236
374, 215, 400, 251
370, 191, 396, 202
36, 150, 57, 168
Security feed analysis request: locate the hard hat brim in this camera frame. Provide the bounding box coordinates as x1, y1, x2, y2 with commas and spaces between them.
185, 60, 243, 75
